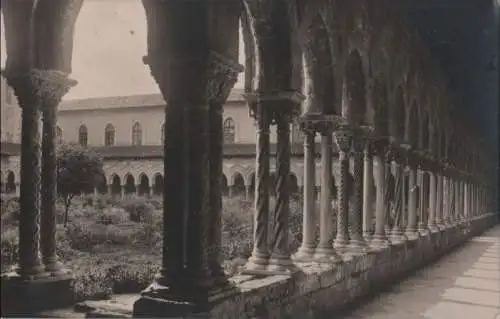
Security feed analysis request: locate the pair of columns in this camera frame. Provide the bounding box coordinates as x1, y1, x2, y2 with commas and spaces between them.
294, 120, 371, 261
2, 69, 76, 279
241, 92, 303, 275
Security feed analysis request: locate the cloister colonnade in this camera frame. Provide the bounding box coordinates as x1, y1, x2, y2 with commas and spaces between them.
0, 0, 497, 318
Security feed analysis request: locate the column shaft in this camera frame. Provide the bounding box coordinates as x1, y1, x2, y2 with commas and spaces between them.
427, 171, 437, 229
269, 113, 293, 269
348, 134, 367, 249
295, 130, 316, 259
334, 129, 352, 250
362, 144, 373, 239
405, 166, 417, 235
436, 174, 444, 226
244, 108, 271, 272
371, 143, 388, 246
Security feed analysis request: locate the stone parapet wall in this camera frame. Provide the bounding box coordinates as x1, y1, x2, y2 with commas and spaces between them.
207, 214, 497, 319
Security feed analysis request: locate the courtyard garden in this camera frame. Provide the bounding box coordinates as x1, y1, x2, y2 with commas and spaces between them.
0, 193, 307, 302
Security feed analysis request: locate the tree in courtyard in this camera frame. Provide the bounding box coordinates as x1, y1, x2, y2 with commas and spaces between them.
57, 143, 105, 226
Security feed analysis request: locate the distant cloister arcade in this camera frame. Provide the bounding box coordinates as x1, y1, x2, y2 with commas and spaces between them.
0, 0, 496, 317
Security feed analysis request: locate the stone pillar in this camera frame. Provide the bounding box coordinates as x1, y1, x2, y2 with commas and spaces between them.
39, 71, 77, 275
3, 71, 46, 279
448, 175, 456, 225
463, 180, 469, 222
427, 169, 437, 231
120, 186, 125, 199
107, 185, 112, 196
405, 156, 418, 237
362, 140, 374, 240
435, 173, 444, 227
243, 100, 272, 274
390, 148, 406, 242
294, 127, 317, 261
268, 109, 297, 274
245, 185, 251, 201
348, 130, 368, 251
442, 174, 450, 226
333, 127, 352, 251
315, 125, 340, 261
135, 184, 141, 197
371, 139, 389, 247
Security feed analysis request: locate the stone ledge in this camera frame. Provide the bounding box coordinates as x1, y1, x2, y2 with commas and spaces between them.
71, 214, 496, 318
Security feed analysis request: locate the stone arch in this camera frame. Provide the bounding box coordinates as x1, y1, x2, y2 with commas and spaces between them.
343, 49, 367, 124
110, 174, 121, 196
407, 99, 419, 147
153, 173, 163, 196
302, 13, 336, 115
391, 85, 405, 140
5, 171, 16, 194
124, 174, 136, 195
138, 173, 150, 196
221, 174, 229, 197
372, 77, 390, 137
231, 173, 245, 197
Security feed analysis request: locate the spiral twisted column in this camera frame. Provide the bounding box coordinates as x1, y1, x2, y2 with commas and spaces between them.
362, 139, 374, 240
371, 139, 390, 247
315, 121, 341, 262
39, 71, 77, 276
242, 102, 272, 274
268, 110, 296, 274
3, 70, 50, 279
294, 123, 317, 261
427, 162, 438, 232
333, 127, 352, 252
405, 151, 418, 238
348, 129, 368, 251
390, 147, 406, 242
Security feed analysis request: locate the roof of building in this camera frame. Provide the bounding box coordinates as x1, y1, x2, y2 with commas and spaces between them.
59, 88, 246, 111
0, 142, 335, 159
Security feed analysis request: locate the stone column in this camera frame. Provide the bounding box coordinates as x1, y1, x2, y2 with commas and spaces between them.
333, 127, 352, 251
243, 101, 271, 274
294, 126, 317, 261
348, 130, 368, 251
427, 168, 437, 231
268, 109, 297, 274
39, 71, 77, 275
371, 139, 389, 247
362, 140, 374, 240
206, 54, 242, 289
315, 125, 340, 261
390, 148, 406, 242
442, 173, 450, 226
463, 180, 469, 222
245, 185, 251, 201
435, 172, 444, 228
107, 185, 112, 196
120, 186, 125, 199
405, 155, 418, 237
448, 175, 456, 225
3, 71, 46, 279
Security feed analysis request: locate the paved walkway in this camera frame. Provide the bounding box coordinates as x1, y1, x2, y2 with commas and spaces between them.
341, 225, 500, 319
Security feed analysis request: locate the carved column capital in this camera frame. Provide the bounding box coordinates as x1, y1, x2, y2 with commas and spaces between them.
244, 91, 304, 123
334, 127, 353, 153
2, 69, 77, 108
206, 51, 244, 105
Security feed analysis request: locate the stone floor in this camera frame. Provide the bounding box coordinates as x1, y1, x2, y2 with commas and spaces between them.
340, 225, 500, 319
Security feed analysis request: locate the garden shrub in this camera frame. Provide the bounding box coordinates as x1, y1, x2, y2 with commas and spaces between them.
97, 207, 129, 225
121, 199, 155, 223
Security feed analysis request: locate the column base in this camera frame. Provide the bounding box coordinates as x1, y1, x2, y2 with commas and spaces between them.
389, 228, 407, 243
267, 252, 300, 275
292, 245, 316, 262
133, 281, 237, 318
404, 227, 419, 240
369, 235, 391, 249
333, 237, 349, 254
347, 237, 369, 253
241, 251, 269, 275
1, 271, 73, 317
313, 246, 342, 263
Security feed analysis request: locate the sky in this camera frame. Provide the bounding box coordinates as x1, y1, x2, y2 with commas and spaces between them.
0, 0, 245, 100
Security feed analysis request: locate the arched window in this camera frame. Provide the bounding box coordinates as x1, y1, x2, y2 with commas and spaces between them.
132, 122, 142, 146
56, 126, 63, 144
78, 125, 88, 147
223, 117, 235, 144
105, 124, 115, 146
161, 123, 165, 145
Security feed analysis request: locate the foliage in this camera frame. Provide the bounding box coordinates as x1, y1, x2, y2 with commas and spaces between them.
57, 143, 105, 227
1, 195, 306, 301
